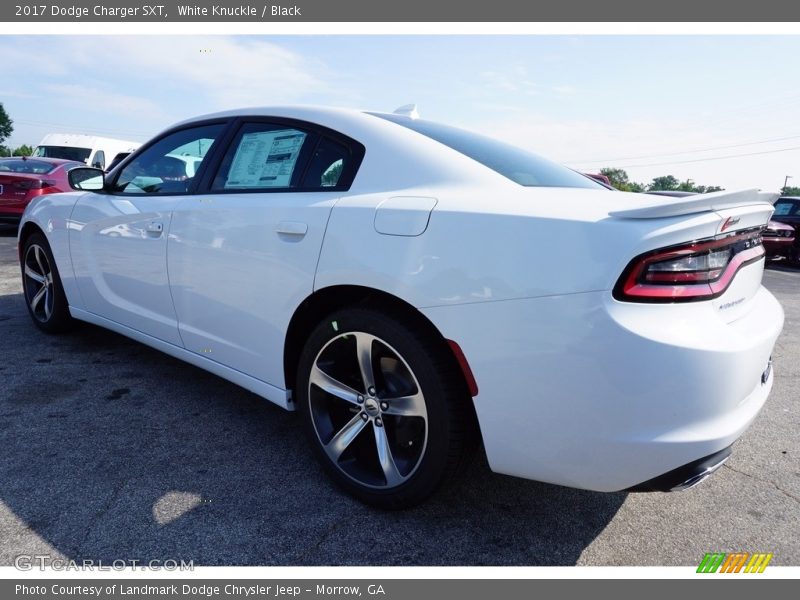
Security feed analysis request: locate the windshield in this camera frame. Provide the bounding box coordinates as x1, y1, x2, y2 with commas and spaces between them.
0, 159, 60, 174
34, 145, 92, 163
370, 113, 605, 189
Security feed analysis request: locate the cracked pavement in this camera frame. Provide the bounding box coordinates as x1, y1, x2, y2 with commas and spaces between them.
0, 223, 798, 565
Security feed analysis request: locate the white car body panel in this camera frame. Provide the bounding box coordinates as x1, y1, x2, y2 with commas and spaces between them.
421, 274, 782, 491
69, 193, 185, 346
17, 105, 785, 493
167, 192, 339, 388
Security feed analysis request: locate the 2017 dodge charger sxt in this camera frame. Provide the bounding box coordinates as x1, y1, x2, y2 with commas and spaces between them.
18, 106, 784, 507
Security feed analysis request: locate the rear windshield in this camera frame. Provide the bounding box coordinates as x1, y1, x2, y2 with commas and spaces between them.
0, 159, 59, 174
34, 145, 91, 163
369, 113, 605, 189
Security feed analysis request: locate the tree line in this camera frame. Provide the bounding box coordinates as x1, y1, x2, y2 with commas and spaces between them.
599, 167, 725, 194
0, 102, 33, 156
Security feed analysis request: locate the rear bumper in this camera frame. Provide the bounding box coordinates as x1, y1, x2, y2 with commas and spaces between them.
422, 280, 783, 492
763, 237, 795, 257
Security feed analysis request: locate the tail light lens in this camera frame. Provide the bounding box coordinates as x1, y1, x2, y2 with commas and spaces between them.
12, 179, 57, 191
614, 228, 765, 303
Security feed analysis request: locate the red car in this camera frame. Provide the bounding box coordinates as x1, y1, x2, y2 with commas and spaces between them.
763, 219, 795, 260
770, 196, 800, 262
0, 157, 82, 224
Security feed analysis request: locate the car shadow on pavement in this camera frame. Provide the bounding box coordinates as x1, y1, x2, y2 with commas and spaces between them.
0, 224, 17, 238
0, 290, 626, 566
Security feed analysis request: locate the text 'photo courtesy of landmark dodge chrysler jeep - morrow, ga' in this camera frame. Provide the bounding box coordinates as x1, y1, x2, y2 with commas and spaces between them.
18, 105, 783, 508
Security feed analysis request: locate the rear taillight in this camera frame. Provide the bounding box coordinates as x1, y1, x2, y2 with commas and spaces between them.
614, 228, 765, 303
12, 179, 57, 191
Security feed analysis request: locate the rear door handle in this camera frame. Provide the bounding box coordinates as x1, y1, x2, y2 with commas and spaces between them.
276, 221, 308, 237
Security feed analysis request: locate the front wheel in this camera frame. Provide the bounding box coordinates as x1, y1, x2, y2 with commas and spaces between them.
296, 307, 475, 509
21, 232, 74, 333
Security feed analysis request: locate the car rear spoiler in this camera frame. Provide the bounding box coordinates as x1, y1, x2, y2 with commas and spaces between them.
609, 189, 780, 219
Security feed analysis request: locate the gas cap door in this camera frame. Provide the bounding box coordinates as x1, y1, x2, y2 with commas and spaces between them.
374, 196, 437, 237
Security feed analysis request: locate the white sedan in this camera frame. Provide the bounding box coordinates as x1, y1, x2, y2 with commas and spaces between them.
18, 106, 783, 508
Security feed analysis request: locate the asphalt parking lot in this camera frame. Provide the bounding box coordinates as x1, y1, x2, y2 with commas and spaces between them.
0, 222, 798, 566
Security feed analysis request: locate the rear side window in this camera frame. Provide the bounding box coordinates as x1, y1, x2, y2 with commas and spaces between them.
302, 137, 349, 188
211, 121, 363, 192
369, 113, 606, 189
214, 125, 310, 190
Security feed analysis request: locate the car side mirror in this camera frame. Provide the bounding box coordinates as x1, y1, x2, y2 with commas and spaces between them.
68, 167, 106, 191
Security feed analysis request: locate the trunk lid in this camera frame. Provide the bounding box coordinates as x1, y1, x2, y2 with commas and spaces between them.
609, 188, 778, 219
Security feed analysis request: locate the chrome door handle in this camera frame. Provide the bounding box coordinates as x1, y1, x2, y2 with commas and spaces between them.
276, 221, 308, 236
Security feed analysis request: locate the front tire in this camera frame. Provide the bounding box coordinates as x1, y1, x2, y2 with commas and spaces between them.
296, 307, 475, 509
21, 232, 74, 333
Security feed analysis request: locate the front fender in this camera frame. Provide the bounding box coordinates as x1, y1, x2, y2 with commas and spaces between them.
19, 192, 86, 311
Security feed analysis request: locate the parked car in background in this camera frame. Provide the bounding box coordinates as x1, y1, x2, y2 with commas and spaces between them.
763, 219, 795, 260
770, 196, 800, 262
33, 133, 141, 170
0, 157, 81, 223
17, 106, 783, 507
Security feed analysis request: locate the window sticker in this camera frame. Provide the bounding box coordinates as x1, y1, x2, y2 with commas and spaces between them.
225, 129, 306, 189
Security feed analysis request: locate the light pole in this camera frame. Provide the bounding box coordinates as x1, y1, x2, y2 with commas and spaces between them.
783, 175, 792, 193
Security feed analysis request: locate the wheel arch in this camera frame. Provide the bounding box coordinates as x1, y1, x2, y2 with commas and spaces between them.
284, 284, 477, 403
17, 220, 45, 262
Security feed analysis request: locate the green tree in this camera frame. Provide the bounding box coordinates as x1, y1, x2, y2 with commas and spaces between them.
599, 167, 630, 190
12, 144, 33, 156
694, 185, 724, 193
782, 185, 800, 197
0, 103, 12, 147
648, 175, 680, 191
0, 145, 10, 157
599, 167, 647, 192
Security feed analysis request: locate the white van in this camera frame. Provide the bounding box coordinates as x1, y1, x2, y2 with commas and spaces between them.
33, 134, 141, 170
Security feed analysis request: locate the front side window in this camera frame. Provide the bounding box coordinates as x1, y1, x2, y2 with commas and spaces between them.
112, 123, 224, 195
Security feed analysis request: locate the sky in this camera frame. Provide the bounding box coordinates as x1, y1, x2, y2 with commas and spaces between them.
2, 35, 800, 191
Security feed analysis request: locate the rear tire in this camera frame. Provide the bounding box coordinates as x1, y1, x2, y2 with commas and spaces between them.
21, 232, 74, 334
296, 307, 475, 509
